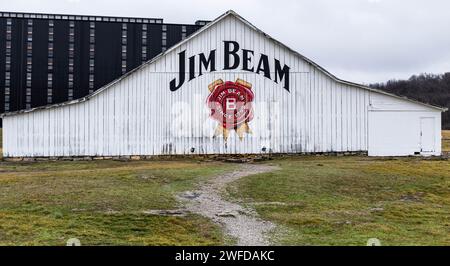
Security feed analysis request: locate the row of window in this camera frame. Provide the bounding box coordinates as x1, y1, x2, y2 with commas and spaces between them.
4, 18, 12, 111
89, 22, 95, 93
121, 23, 127, 74
142, 24, 148, 63
25, 19, 33, 109
67, 21, 75, 100
162, 24, 167, 51
47, 19, 54, 104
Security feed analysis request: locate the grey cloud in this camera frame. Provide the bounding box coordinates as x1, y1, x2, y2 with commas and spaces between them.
3, 0, 449, 83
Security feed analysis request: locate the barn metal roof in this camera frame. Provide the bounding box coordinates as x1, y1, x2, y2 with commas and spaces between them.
1, 10, 447, 118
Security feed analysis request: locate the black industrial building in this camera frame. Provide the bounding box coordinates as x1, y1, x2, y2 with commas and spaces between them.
0, 11, 207, 117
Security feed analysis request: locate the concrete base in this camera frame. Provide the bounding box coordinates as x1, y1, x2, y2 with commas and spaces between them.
1, 151, 372, 162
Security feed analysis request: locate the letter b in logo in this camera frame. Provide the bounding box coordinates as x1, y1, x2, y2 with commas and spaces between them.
226, 98, 237, 111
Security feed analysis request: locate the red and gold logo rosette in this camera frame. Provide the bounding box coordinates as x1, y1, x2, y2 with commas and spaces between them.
206, 78, 254, 141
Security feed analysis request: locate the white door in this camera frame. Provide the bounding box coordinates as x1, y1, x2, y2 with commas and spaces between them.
420, 117, 435, 152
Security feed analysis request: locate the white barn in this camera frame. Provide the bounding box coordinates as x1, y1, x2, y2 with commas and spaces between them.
1, 11, 446, 158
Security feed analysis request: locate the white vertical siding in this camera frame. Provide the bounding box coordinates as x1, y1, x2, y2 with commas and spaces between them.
2, 13, 440, 158
368, 92, 442, 156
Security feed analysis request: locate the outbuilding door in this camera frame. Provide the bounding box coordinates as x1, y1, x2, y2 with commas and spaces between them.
420, 117, 435, 153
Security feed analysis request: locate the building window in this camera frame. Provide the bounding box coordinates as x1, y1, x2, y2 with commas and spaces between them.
88, 22, 95, 93
142, 24, 148, 62
67, 21, 75, 100
5, 71, 10, 87
48, 58, 53, 70
121, 23, 127, 74
4, 19, 13, 111
47, 20, 54, 104
24, 19, 33, 108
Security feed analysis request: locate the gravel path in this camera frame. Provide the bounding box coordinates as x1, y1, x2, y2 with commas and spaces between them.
178, 164, 279, 246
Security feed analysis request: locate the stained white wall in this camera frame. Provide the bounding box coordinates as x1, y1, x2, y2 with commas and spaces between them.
1, 13, 442, 157
368, 93, 441, 156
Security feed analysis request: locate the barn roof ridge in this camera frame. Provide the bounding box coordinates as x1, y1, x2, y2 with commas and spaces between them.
1, 10, 446, 117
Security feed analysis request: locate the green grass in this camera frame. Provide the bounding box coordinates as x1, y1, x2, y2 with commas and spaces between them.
0, 159, 233, 245
227, 156, 450, 246
0, 127, 449, 246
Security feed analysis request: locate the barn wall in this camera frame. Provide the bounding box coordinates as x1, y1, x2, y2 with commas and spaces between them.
367, 92, 441, 156
3, 14, 412, 157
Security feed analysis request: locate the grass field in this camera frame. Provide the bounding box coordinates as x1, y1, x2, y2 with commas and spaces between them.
227, 156, 450, 245
0, 129, 449, 245
0, 159, 233, 245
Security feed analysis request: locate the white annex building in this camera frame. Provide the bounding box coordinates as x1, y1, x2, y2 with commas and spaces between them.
1, 11, 446, 157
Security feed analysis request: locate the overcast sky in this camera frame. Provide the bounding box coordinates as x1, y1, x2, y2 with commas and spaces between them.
2, 0, 450, 84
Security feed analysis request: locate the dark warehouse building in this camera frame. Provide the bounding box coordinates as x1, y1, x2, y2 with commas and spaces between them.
0, 11, 207, 117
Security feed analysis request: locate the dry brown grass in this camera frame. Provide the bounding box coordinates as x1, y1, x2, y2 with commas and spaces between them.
443, 130, 450, 152
0, 159, 233, 245
442, 130, 450, 139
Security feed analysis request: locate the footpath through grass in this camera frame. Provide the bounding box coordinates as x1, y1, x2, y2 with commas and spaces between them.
227, 156, 450, 245
0, 159, 233, 245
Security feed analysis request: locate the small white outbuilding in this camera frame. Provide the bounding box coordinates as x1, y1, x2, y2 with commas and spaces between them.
1, 11, 446, 158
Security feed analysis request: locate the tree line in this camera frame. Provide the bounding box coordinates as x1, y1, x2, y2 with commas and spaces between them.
370, 73, 450, 129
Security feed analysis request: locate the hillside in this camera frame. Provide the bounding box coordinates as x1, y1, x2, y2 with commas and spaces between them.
370, 73, 450, 129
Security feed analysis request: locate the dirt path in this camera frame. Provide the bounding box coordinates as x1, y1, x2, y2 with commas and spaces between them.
178, 164, 279, 246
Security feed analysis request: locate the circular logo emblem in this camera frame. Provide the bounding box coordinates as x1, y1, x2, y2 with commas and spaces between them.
206, 79, 254, 130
